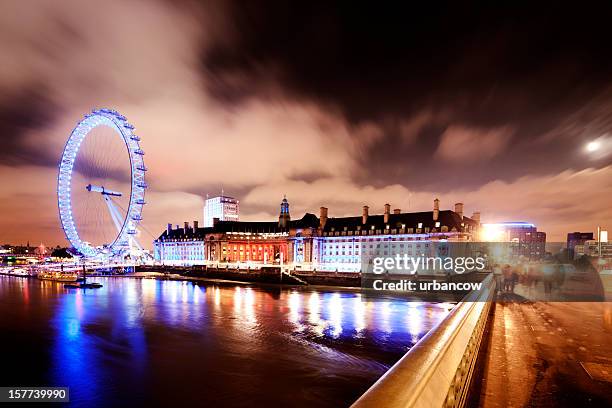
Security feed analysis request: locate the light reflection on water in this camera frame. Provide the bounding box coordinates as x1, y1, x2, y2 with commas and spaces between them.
0, 276, 452, 407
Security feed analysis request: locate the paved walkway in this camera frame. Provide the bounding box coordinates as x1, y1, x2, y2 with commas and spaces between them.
475, 287, 612, 407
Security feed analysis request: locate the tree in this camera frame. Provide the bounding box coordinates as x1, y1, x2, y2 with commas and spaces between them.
51, 247, 72, 258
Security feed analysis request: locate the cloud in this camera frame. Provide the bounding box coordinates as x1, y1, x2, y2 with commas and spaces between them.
1, 161, 611, 247
0, 0, 377, 194
241, 166, 612, 242
1, 0, 611, 249
435, 125, 513, 162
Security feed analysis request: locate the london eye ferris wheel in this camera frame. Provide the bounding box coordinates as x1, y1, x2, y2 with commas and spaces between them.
57, 108, 147, 260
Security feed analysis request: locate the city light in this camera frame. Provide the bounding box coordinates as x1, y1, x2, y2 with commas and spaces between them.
481, 224, 504, 241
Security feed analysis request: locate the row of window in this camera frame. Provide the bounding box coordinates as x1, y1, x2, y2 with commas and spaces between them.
323, 226, 464, 236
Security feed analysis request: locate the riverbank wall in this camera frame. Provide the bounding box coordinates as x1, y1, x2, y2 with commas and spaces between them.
137, 265, 489, 289
137, 265, 361, 286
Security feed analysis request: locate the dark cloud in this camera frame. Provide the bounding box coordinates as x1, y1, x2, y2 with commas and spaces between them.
0, 86, 57, 166
203, 2, 612, 188
205, 3, 612, 120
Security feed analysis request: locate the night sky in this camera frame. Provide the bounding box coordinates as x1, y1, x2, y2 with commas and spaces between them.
1, 1, 612, 246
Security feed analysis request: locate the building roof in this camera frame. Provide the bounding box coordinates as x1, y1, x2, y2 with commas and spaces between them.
155, 210, 476, 241
291, 213, 319, 229
482, 221, 535, 228
322, 210, 476, 232
205, 194, 238, 202
155, 213, 320, 241
156, 226, 213, 241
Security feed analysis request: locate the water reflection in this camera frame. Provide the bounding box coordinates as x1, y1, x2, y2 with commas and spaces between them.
0, 276, 451, 407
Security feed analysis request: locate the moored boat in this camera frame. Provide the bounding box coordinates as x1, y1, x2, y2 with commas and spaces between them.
64, 282, 103, 289
9, 268, 29, 276
37, 271, 78, 282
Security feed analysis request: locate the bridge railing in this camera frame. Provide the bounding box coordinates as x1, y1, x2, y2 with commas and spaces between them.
352, 274, 495, 408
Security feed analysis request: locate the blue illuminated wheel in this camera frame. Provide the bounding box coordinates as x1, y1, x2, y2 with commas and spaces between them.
57, 108, 147, 258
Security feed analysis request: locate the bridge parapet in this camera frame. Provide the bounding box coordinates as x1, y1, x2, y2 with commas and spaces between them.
352, 274, 495, 408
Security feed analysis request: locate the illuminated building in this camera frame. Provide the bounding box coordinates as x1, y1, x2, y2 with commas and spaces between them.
204, 217, 311, 264
480, 222, 546, 260
153, 221, 207, 265
574, 241, 612, 258
155, 199, 317, 266
203, 195, 240, 227
574, 228, 610, 258
567, 232, 593, 258
154, 198, 481, 271
306, 201, 480, 272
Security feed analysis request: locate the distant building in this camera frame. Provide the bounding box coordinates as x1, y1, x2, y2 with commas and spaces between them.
567, 232, 594, 258
154, 198, 481, 271
34, 243, 48, 256
574, 228, 610, 259
574, 240, 612, 259
481, 222, 546, 260
203, 195, 239, 227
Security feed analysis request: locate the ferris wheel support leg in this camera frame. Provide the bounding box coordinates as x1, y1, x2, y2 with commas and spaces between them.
130, 235, 144, 251
103, 195, 124, 233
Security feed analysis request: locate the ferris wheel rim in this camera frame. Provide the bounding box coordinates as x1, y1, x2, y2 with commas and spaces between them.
57, 108, 147, 258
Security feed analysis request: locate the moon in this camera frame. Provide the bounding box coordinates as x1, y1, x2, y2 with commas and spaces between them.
586, 140, 601, 152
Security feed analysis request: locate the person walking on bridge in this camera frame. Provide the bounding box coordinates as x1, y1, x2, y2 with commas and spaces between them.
493, 264, 502, 292
502, 264, 513, 292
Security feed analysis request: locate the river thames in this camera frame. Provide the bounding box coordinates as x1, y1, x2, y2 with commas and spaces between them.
0, 276, 453, 407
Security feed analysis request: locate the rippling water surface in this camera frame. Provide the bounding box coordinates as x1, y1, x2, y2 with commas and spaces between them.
0, 276, 453, 407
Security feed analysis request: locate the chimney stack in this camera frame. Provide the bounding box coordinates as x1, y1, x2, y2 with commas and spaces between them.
433, 198, 440, 221
454, 203, 464, 219
362, 206, 369, 224
393, 208, 401, 215
167, 223, 172, 234
384, 203, 391, 224
194, 220, 199, 230
319, 207, 328, 229
471, 212, 481, 224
